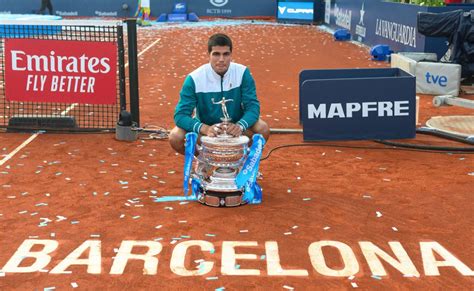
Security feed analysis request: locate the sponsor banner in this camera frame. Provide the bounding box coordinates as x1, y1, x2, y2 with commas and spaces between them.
0, 0, 276, 18
183, 132, 198, 196
325, 0, 473, 57
198, 0, 233, 16
168, 13, 187, 21
2, 0, 471, 20
300, 68, 416, 141
334, 3, 352, 30
173, 2, 187, 13
55, 11, 79, 16
0, 0, 134, 17
195, 0, 235, 16
324, 0, 331, 24
186, 0, 276, 18
95, 11, 118, 17
372, 2, 420, 50
4, 39, 117, 105
277, 2, 314, 21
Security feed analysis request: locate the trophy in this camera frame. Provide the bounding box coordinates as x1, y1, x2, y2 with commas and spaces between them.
193, 97, 250, 207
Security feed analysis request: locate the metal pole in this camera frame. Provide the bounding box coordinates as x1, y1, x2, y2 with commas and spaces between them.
126, 19, 140, 126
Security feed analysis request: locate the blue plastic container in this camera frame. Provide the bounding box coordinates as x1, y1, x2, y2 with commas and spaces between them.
334, 29, 351, 41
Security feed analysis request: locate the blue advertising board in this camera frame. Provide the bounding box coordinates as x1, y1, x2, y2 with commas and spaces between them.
3, 0, 471, 56
300, 68, 416, 141
187, 0, 275, 17
168, 14, 188, 22
324, 0, 474, 59
326, 0, 426, 53
0, 0, 277, 18
0, 0, 136, 17
277, 2, 314, 21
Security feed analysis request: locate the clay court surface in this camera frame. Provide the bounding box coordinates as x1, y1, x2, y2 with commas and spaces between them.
1, 21, 473, 290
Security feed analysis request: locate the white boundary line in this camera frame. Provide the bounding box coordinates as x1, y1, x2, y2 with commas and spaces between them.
61, 38, 161, 116
0, 133, 40, 167
1, 37, 161, 167
134, 38, 161, 62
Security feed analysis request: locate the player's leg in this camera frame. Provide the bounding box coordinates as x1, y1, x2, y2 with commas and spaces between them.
169, 126, 187, 155
47, 6, 52, 15
244, 119, 270, 142
144, 8, 150, 21
47, 0, 53, 15
38, 0, 47, 14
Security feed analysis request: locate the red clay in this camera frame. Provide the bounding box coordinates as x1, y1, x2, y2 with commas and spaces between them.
0, 22, 473, 290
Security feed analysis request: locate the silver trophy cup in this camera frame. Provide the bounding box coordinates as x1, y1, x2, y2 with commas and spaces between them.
193, 97, 250, 207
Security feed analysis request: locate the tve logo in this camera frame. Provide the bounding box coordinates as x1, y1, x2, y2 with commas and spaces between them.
277, 2, 314, 21
425, 72, 447, 87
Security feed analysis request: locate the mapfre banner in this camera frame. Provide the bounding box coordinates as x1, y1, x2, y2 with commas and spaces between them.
4, 39, 117, 105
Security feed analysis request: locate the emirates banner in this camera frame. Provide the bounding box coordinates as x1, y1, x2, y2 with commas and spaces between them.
4, 39, 117, 105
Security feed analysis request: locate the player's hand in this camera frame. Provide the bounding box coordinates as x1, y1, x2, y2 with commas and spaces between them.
204, 124, 222, 137
223, 123, 243, 137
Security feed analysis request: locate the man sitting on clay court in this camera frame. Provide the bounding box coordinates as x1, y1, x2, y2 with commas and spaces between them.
169, 33, 270, 154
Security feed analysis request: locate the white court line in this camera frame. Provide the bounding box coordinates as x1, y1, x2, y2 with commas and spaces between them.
2, 38, 162, 166
0, 133, 40, 167
132, 38, 162, 64
61, 37, 161, 116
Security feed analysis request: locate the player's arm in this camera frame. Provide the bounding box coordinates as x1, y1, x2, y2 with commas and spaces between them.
174, 76, 203, 134
237, 68, 260, 131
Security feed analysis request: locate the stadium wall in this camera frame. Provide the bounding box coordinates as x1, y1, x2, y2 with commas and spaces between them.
1, 0, 471, 57
323, 0, 473, 58
0, 0, 276, 18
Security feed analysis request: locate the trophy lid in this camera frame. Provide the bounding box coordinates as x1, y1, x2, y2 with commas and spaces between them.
201, 135, 249, 146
